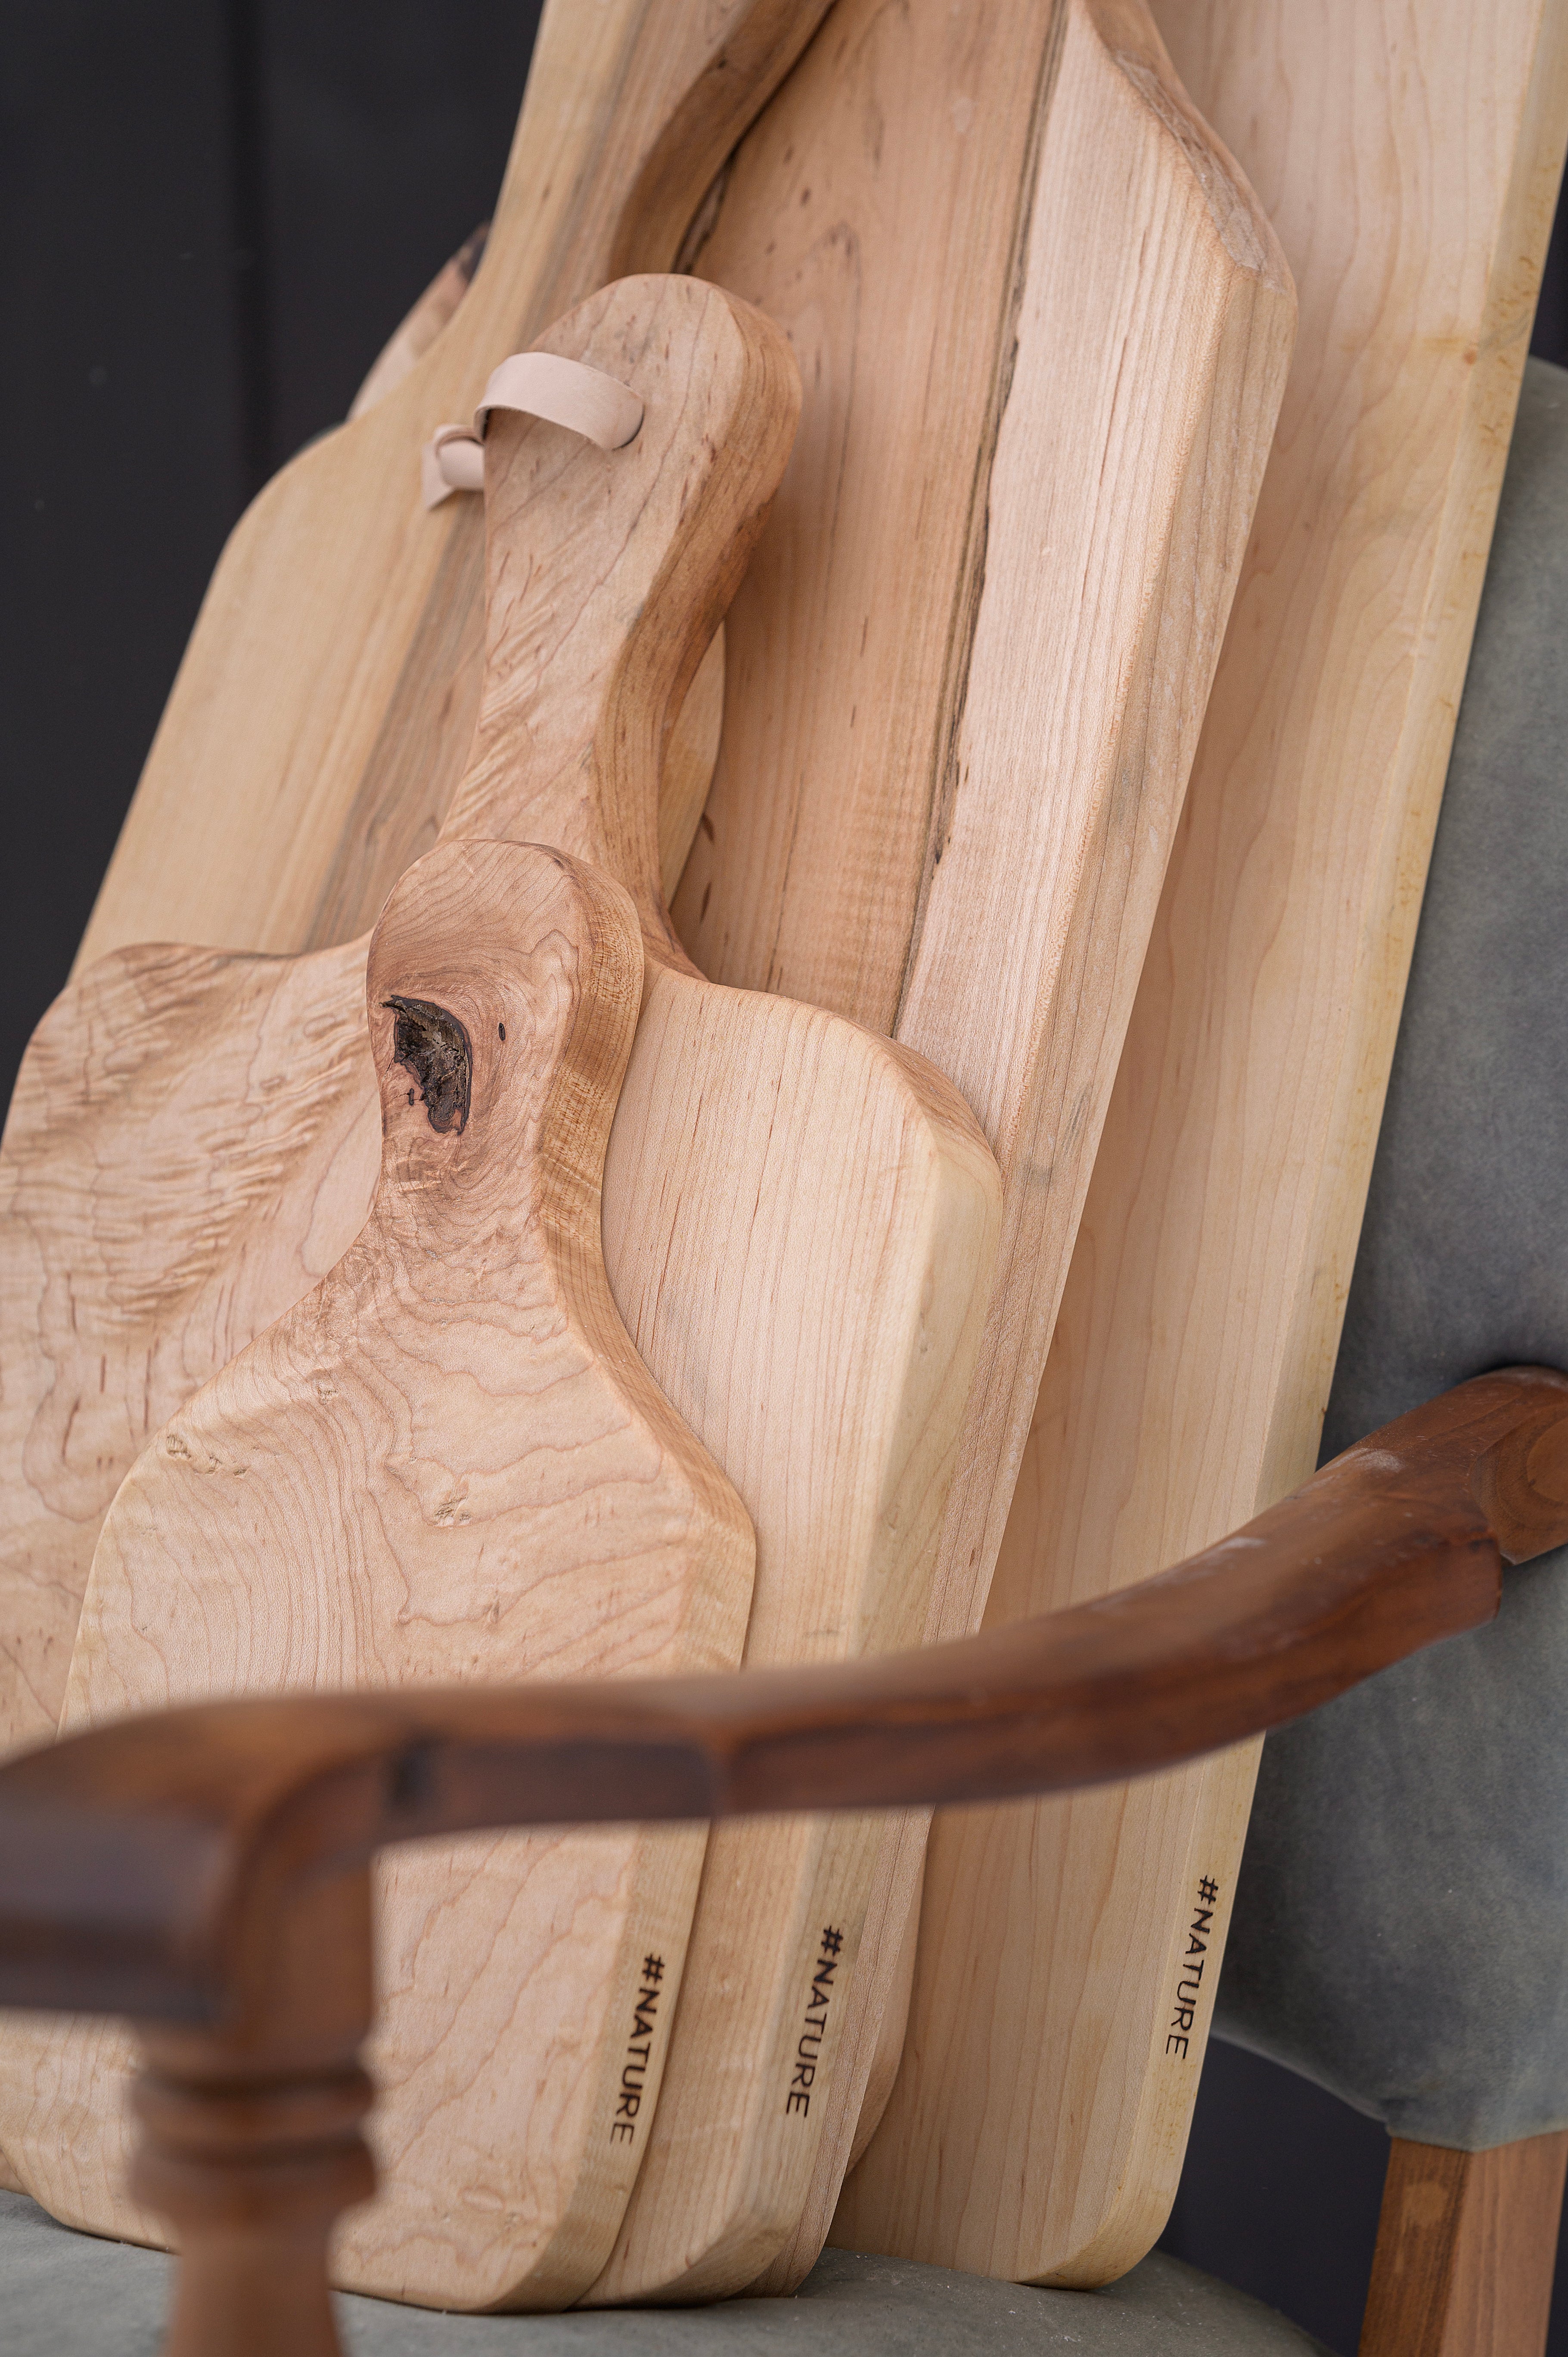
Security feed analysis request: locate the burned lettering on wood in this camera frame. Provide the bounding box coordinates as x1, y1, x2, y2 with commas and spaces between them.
610, 1953, 668, 2145
1165, 1873, 1220, 2059
785, 1925, 845, 2118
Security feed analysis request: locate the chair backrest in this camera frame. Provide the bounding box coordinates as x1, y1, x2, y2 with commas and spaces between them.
1217, 354, 1568, 2152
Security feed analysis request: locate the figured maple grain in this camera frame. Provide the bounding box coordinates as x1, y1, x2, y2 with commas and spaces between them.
3, 1370, 1566, 2355
0, 275, 793, 2286
0, 275, 788, 1763
837, 0, 1568, 2290
22, 841, 756, 2312
3, 276, 1003, 2310
70, 0, 833, 974
653, 0, 1293, 2298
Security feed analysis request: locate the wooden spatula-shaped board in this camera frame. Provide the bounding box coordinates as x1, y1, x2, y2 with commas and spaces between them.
3, 276, 1002, 2309
69, 0, 832, 976
0, 273, 784, 1760
0, 0, 831, 1756
586, 0, 1294, 2301
836, 0, 1568, 2288
65, 839, 755, 2314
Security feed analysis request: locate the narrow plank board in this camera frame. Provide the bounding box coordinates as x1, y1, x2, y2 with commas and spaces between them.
836, 0, 1568, 2286
3, 277, 1001, 2310
594, 0, 1293, 2301
69, 0, 833, 974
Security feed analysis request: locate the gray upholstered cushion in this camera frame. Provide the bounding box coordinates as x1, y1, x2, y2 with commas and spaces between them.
0, 2190, 1329, 2353
1215, 356, 1568, 2147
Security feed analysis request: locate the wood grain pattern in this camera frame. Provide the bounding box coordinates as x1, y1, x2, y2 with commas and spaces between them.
70, 0, 833, 975
3, 1368, 1565, 2354
837, 0, 1568, 2289
6, 1368, 1563, 2008
1360, 2131, 1568, 2357
667, 0, 1293, 2295
344, 214, 729, 893
2, 276, 1003, 2308
0, 275, 786, 1764
0, 274, 788, 2261
27, 839, 756, 2314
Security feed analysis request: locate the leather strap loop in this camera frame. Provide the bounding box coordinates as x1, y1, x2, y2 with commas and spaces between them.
421, 352, 644, 509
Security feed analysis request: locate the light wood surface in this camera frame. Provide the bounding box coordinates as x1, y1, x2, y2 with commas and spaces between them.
5, 1369, 1566, 2357
649, 0, 1291, 2298
341, 206, 729, 915
3, 276, 1003, 2306
0, 276, 785, 1762
40, 840, 756, 2313
70, 0, 832, 975
3, 274, 802, 2304
1360, 2131, 1568, 2357
836, 0, 1568, 2288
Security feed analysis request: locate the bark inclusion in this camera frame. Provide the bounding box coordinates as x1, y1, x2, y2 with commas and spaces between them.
384, 996, 472, 1134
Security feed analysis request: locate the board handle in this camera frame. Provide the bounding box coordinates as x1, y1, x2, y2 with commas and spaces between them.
438, 272, 800, 963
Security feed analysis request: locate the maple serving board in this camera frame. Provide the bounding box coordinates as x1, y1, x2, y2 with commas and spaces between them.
835, 0, 1568, 2290
0, 0, 837, 1764
0, 0, 1292, 2302
594, 0, 1294, 2301
1, 276, 1001, 2312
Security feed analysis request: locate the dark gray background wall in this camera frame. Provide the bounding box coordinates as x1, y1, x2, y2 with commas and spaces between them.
0, 0, 543, 1110
3, 9, 1567, 2351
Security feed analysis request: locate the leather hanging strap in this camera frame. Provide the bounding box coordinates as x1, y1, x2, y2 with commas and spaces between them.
421, 351, 645, 508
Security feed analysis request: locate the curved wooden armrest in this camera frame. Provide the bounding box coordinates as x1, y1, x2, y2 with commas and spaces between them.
2, 1366, 1565, 2355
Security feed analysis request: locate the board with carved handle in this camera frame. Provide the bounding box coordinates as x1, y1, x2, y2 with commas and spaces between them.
835, 0, 1568, 2290
1, 274, 1001, 2310
585, 0, 1295, 2302
69, 0, 834, 978
0, 0, 824, 1757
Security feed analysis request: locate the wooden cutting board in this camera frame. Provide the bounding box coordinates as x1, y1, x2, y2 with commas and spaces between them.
68, 0, 832, 978
835, 0, 1568, 2288
0, 272, 778, 1761
590, 0, 1295, 2303
0, 0, 830, 1764
3, 274, 1001, 2310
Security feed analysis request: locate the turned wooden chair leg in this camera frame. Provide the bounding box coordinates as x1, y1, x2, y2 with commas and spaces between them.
1359, 2129, 1568, 2357
128, 1863, 378, 2357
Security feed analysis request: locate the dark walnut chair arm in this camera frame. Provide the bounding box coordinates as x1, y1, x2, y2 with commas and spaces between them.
2, 1366, 1566, 2356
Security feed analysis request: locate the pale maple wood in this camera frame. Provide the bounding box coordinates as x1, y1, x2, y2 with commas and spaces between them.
1360, 2132, 1568, 2357
3, 273, 798, 2306
836, 0, 1568, 2289
4, 1370, 1565, 2356
628, 0, 1292, 2300
3, 275, 1002, 2307
339, 210, 730, 918
70, 0, 832, 975
0, 275, 785, 1763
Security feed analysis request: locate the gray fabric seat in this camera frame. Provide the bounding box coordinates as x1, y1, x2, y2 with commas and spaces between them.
1216, 354, 1568, 2149
0, 2189, 1329, 2354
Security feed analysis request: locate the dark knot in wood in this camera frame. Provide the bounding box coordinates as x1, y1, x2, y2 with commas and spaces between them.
383, 997, 472, 1135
